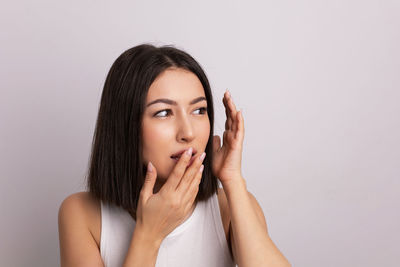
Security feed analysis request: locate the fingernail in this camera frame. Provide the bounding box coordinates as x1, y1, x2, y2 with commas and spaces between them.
186, 147, 193, 156
199, 164, 204, 173
199, 152, 206, 161
147, 162, 153, 172
226, 90, 231, 98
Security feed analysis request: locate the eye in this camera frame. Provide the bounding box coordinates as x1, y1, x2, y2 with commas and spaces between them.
193, 107, 208, 115
154, 109, 172, 118
153, 107, 207, 118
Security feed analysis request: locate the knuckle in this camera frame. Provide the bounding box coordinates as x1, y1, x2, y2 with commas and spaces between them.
196, 171, 203, 180
189, 158, 202, 172
191, 178, 200, 190
178, 151, 189, 161
169, 196, 181, 209
186, 170, 197, 181
180, 176, 190, 186
144, 175, 152, 183
185, 168, 194, 178
183, 154, 191, 164
159, 188, 168, 198
171, 167, 182, 178
194, 156, 202, 166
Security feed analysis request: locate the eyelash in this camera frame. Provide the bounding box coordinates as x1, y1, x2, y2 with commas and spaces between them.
154, 107, 208, 118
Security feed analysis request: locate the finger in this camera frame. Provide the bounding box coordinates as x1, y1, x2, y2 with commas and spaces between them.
223, 99, 232, 130
183, 162, 204, 206
164, 147, 193, 191
225, 118, 232, 132
236, 110, 245, 140
225, 90, 238, 131
223, 93, 232, 131
176, 151, 206, 194
223, 90, 230, 119
140, 162, 157, 202
227, 96, 238, 132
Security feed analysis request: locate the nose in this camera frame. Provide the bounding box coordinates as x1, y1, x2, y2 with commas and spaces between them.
176, 114, 195, 143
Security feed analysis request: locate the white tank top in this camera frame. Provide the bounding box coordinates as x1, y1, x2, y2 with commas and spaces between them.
100, 189, 236, 267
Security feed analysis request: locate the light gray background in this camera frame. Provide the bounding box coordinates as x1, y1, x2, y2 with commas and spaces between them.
1, 0, 399, 266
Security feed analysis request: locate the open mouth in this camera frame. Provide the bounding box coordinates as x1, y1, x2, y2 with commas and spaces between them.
170, 150, 197, 167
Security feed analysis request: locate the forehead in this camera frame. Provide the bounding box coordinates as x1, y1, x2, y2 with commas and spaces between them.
146, 68, 205, 103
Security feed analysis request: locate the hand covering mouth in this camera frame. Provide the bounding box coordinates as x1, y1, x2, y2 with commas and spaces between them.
170, 148, 197, 159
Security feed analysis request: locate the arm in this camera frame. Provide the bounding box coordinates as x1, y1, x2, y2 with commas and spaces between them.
58, 193, 161, 267
124, 150, 204, 266
122, 225, 162, 267
58, 193, 105, 267
223, 177, 292, 267
213, 90, 291, 266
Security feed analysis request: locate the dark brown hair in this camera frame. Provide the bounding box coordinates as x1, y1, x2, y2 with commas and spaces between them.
85, 43, 218, 219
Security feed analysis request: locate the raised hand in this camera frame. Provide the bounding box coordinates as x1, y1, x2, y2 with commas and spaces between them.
135, 148, 206, 243
212, 90, 245, 185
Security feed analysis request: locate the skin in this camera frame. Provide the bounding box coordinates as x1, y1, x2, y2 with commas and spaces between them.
213, 91, 292, 266
58, 66, 291, 267
123, 68, 213, 266
141, 67, 210, 195
131, 80, 291, 266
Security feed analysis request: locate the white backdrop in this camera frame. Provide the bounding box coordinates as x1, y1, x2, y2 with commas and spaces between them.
1, 0, 399, 266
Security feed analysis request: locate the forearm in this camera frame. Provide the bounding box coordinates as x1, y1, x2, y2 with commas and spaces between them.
223, 177, 291, 267
123, 225, 162, 267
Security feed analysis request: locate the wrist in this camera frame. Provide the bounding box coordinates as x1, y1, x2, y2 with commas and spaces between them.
221, 176, 247, 194
132, 223, 163, 248
123, 224, 162, 267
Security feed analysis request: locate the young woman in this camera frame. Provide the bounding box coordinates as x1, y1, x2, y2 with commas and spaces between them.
58, 44, 291, 267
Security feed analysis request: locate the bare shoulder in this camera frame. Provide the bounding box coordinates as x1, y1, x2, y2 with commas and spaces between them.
59, 192, 100, 230
59, 191, 99, 212
58, 192, 103, 267
59, 191, 101, 245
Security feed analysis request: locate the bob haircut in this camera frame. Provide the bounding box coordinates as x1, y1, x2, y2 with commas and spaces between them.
85, 43, 218, 219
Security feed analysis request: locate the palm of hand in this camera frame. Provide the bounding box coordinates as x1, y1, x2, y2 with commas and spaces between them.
212, 90, 245, 184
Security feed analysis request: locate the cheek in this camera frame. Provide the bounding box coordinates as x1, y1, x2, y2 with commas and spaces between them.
198, 119, 211, 144
142, 123, 174, 158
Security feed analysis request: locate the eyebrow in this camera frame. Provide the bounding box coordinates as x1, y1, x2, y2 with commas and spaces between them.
146, 96, 207, 107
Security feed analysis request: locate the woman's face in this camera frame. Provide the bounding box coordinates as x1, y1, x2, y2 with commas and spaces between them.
141, 68, 210, 184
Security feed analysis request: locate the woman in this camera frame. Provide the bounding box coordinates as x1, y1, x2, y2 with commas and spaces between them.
58, 44, 291, 267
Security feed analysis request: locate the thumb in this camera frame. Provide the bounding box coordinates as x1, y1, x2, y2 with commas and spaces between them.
141, 161, 157, 201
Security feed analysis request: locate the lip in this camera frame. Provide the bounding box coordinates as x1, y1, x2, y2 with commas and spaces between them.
171, 154, 197, 167
170, 148, 198, 167
170, 148, 198, 159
